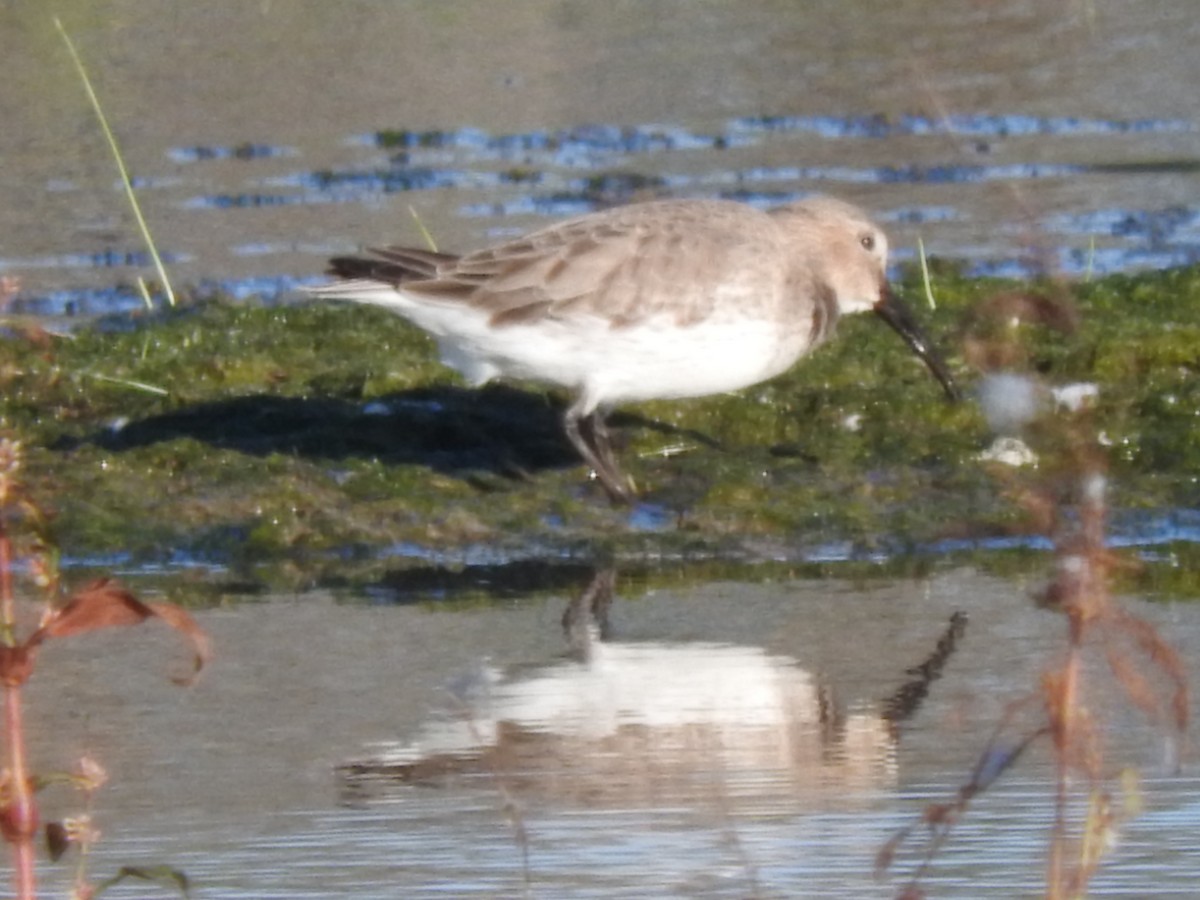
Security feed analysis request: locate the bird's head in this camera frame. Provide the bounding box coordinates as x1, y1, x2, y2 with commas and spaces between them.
774, 197, 960, 401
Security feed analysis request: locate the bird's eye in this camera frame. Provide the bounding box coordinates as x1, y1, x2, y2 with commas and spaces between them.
860, 234, 876, 252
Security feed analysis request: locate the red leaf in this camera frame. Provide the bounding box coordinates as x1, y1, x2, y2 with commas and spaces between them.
144, 601, 213, 686
0, 645, 36, 687
29, 578, 211, 685
34, 579, 155, 638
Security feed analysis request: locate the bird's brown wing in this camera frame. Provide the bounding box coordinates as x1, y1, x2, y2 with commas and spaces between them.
392, 200, 788, 328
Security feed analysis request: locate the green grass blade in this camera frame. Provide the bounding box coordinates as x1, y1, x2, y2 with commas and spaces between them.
917, 235, 937, 310
408, 205, 440, 252
54, 17, 176, 308
86, 372, 170, 396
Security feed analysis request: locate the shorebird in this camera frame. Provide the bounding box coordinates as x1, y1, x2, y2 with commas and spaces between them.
307, 196, 959, 502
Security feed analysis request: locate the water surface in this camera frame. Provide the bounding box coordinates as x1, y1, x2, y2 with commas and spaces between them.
0, 1, 1196, 318
24, 570, 1200, 897
4, 4, 1199, 896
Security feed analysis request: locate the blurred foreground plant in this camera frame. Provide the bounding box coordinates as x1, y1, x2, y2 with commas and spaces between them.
878, 288, 1189, 899
0, 437, 208, 899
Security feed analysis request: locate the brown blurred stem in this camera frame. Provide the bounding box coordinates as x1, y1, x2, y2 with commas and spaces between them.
0, 519, 37, 899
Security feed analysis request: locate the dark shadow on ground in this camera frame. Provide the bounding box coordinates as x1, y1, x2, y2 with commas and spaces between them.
73, 384, 720, 486
85, 385, 572, 477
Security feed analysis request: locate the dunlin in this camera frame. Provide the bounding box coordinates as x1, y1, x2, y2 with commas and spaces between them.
307, 196, 959, 501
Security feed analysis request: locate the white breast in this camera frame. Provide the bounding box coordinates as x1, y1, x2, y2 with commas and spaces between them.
401, 306, 811, 413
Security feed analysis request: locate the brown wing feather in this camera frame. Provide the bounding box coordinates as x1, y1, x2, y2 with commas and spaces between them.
442, 200, 787, 328
329, 200, 789, 329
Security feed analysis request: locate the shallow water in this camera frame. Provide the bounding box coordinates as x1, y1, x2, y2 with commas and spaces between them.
0, 1, 1197, 318
23, 570, 1200, 897
5, 4, 1200, 896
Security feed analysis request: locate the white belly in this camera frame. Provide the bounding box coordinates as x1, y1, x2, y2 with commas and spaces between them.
346, 286, 815, 415
425, 310, 809, 414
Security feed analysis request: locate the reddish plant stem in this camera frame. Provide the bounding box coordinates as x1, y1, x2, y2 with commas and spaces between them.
4, 683, 37, 899
1048, 612, 1083, 900
1, 528, 38, 899
0, 525, 13, 633
1048, 463, 1105, 899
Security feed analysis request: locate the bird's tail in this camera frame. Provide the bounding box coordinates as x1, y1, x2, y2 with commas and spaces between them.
303, 246, 463, 304
327, 246, 460, 285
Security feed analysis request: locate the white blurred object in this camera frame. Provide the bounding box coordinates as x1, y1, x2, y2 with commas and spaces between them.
979, 436, 1038, 466
977, 372, 1043, 435
1051, 382, 1099, 412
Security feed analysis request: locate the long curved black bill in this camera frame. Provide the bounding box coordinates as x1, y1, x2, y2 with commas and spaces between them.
874, 285, 960, 401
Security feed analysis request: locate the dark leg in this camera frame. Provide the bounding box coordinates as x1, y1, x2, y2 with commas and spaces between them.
563, 403, 637, 503
561, 568, 615, 660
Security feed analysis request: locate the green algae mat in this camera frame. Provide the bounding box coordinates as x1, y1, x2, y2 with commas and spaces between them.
2, 265, 1198, 598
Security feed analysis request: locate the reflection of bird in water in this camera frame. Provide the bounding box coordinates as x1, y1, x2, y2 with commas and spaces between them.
339, 573, 974, 809
342, 639, 897, 808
